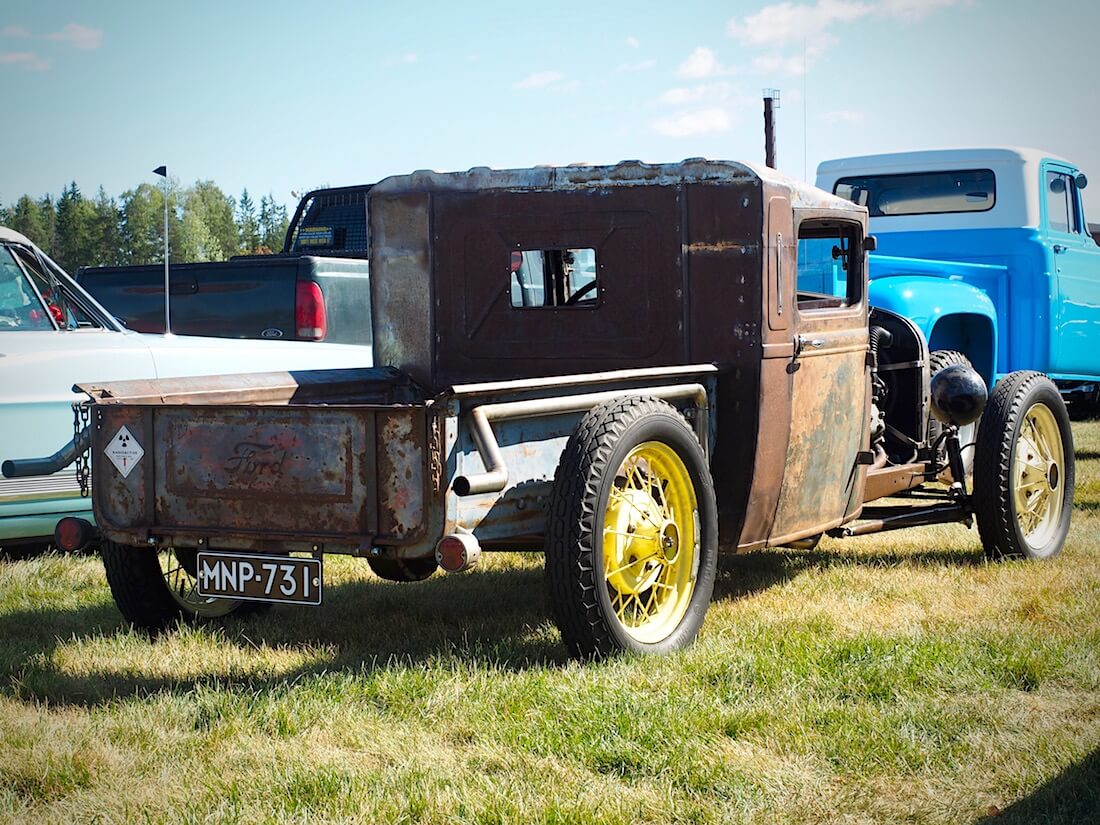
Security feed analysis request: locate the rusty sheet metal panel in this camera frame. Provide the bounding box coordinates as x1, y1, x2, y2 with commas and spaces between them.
375, 410, 431, 542
369, 192, 434, 388
93, 403, 430, 548
432, 185, 685, 386
684, 180, 763, 549
768, 329, 869, 543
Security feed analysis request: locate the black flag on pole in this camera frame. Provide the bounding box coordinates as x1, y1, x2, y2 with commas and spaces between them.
152, 165, 167, 177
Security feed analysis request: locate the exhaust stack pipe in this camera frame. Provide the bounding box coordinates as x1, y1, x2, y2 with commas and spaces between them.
763, 89, 780, 169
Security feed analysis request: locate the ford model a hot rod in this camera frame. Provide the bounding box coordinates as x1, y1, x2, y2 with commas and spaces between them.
4, 160, 1075, 659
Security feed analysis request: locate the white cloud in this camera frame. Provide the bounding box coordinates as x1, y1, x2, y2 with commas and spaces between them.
822, 109, 866, 124
659, 82, 735, 105
660, 85, 708, 105
676, 46, 734, 79
652, 107, 732, 138
878, 0, 968, 21
626, 36, 640, 48
1, 24, 30, 38
513, 70, 565, 90
728, 0, 966, 47
385, 52, 417, 66
0, 51, 49, 70
45, 23, 102, 50
617, 59, 656, 72
728, 1, 869, 47
729, 0, 966, 74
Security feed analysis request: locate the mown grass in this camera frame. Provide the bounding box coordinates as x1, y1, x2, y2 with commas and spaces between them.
1, 423, 1098, 824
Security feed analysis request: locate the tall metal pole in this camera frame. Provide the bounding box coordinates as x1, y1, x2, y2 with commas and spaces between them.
153, 165, 171, 334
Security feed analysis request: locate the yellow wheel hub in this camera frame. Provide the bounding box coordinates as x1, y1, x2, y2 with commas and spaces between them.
1013, 403, 1065, 550
602, 442, 699, 643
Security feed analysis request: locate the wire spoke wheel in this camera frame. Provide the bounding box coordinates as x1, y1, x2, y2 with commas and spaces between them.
974, 371, 1074, 561
602, 442, 700, 644
159, 547, 241, 618
1011, 403, 1065, 551
545, 397, 717, 659
101, 540, 254, 632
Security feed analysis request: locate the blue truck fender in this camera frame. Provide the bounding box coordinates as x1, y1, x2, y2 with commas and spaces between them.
868, 275, 998, 385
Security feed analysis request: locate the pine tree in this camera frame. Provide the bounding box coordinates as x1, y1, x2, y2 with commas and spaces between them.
55, 182, 95, 272
236, 188, 260, 254
6, 195, 49, 248
89, 187, 123, 266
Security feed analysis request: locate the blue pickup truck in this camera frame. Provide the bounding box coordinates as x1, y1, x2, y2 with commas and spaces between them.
817, 147, 1100, 414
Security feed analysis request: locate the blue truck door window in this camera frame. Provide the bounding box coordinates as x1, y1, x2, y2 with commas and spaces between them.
1045, 165, 1100, 376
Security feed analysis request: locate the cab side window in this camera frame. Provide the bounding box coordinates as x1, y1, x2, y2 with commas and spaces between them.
1046, 171, 1080, 234
510, 247, 599, 308
0, 246, 54, 331
11, 246, 99, 328
796, 221, 862, 310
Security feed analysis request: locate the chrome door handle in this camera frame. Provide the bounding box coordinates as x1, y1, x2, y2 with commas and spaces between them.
1053, 244, 1066, 254
800, 336, 825, 349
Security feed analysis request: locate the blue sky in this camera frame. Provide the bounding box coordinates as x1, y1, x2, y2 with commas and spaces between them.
2, 0, 1099, 213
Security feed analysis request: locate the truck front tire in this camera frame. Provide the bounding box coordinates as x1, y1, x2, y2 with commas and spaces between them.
927, 349, 980, 479
972, 372, 1074, 560
545, 397, 718, 659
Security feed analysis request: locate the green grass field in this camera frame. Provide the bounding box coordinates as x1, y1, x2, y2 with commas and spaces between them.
1, 422, 1098, 824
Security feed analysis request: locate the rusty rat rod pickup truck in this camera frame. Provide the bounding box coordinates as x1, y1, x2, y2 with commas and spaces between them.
5, 159, 1075, 659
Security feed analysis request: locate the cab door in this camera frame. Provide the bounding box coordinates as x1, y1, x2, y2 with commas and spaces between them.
767, 216, 870, 544
1044, 163, 1100, 377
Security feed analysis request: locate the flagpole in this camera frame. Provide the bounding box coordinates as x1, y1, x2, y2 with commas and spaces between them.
153, 165, 171, 335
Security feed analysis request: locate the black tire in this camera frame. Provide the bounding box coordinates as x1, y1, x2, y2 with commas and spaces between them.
545, 397, 718, 659
973, 371, 1074, 560
101, 541, 254, 632
367, 556, 437, 582
927, 349, 979, 479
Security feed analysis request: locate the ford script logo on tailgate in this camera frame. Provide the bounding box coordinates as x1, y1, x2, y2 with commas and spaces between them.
224, 442, 287, 476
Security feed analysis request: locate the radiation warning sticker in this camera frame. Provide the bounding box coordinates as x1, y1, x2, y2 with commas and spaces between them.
104, 425, 144, 478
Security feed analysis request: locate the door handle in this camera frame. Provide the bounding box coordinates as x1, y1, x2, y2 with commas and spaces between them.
799, 336, 825, 350
1053, 244, 1066, 254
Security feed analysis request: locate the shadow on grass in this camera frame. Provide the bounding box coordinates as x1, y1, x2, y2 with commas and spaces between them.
0, 543, 988, 706
974, 747, 1100, 824
712, 545, 985, 601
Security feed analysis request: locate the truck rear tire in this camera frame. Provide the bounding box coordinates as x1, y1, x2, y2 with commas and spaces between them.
101, 541, 252, 632
545, 397, 718, 659
367, 556, 437, 582
972, 371, 1074, 560
927, 349, 979, 479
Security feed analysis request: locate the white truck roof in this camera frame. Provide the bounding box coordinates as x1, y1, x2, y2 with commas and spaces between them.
815, 147, 1080, 231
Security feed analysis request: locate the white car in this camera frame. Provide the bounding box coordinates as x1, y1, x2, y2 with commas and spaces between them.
0, 226, 373, 551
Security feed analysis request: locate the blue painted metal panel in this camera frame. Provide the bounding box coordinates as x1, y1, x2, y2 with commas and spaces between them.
868, 227, 1058, 381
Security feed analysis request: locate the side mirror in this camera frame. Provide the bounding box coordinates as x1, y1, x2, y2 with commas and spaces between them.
1077, 173, 1089, 190
864, 235, 877, 253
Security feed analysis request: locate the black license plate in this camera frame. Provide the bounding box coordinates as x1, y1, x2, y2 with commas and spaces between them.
196, 551, 322, 605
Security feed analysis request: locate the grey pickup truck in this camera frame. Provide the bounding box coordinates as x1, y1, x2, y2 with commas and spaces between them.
77, 185, 371, 344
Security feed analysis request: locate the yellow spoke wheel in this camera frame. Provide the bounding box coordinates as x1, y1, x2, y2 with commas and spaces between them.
602, 442, 700, 644
545, 397, 717, 659
974, 372, 1074, 561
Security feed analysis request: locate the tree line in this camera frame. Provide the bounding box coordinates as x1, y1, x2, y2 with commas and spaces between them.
0, 179, 292, 275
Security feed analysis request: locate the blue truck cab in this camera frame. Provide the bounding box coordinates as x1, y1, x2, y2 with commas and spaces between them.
816, 148, 1100, 403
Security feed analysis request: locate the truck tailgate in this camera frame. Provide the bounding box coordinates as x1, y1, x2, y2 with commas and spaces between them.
83, 369, 432, 552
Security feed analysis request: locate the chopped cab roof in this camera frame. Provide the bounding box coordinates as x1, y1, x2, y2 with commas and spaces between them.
371, 158, 854, 213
